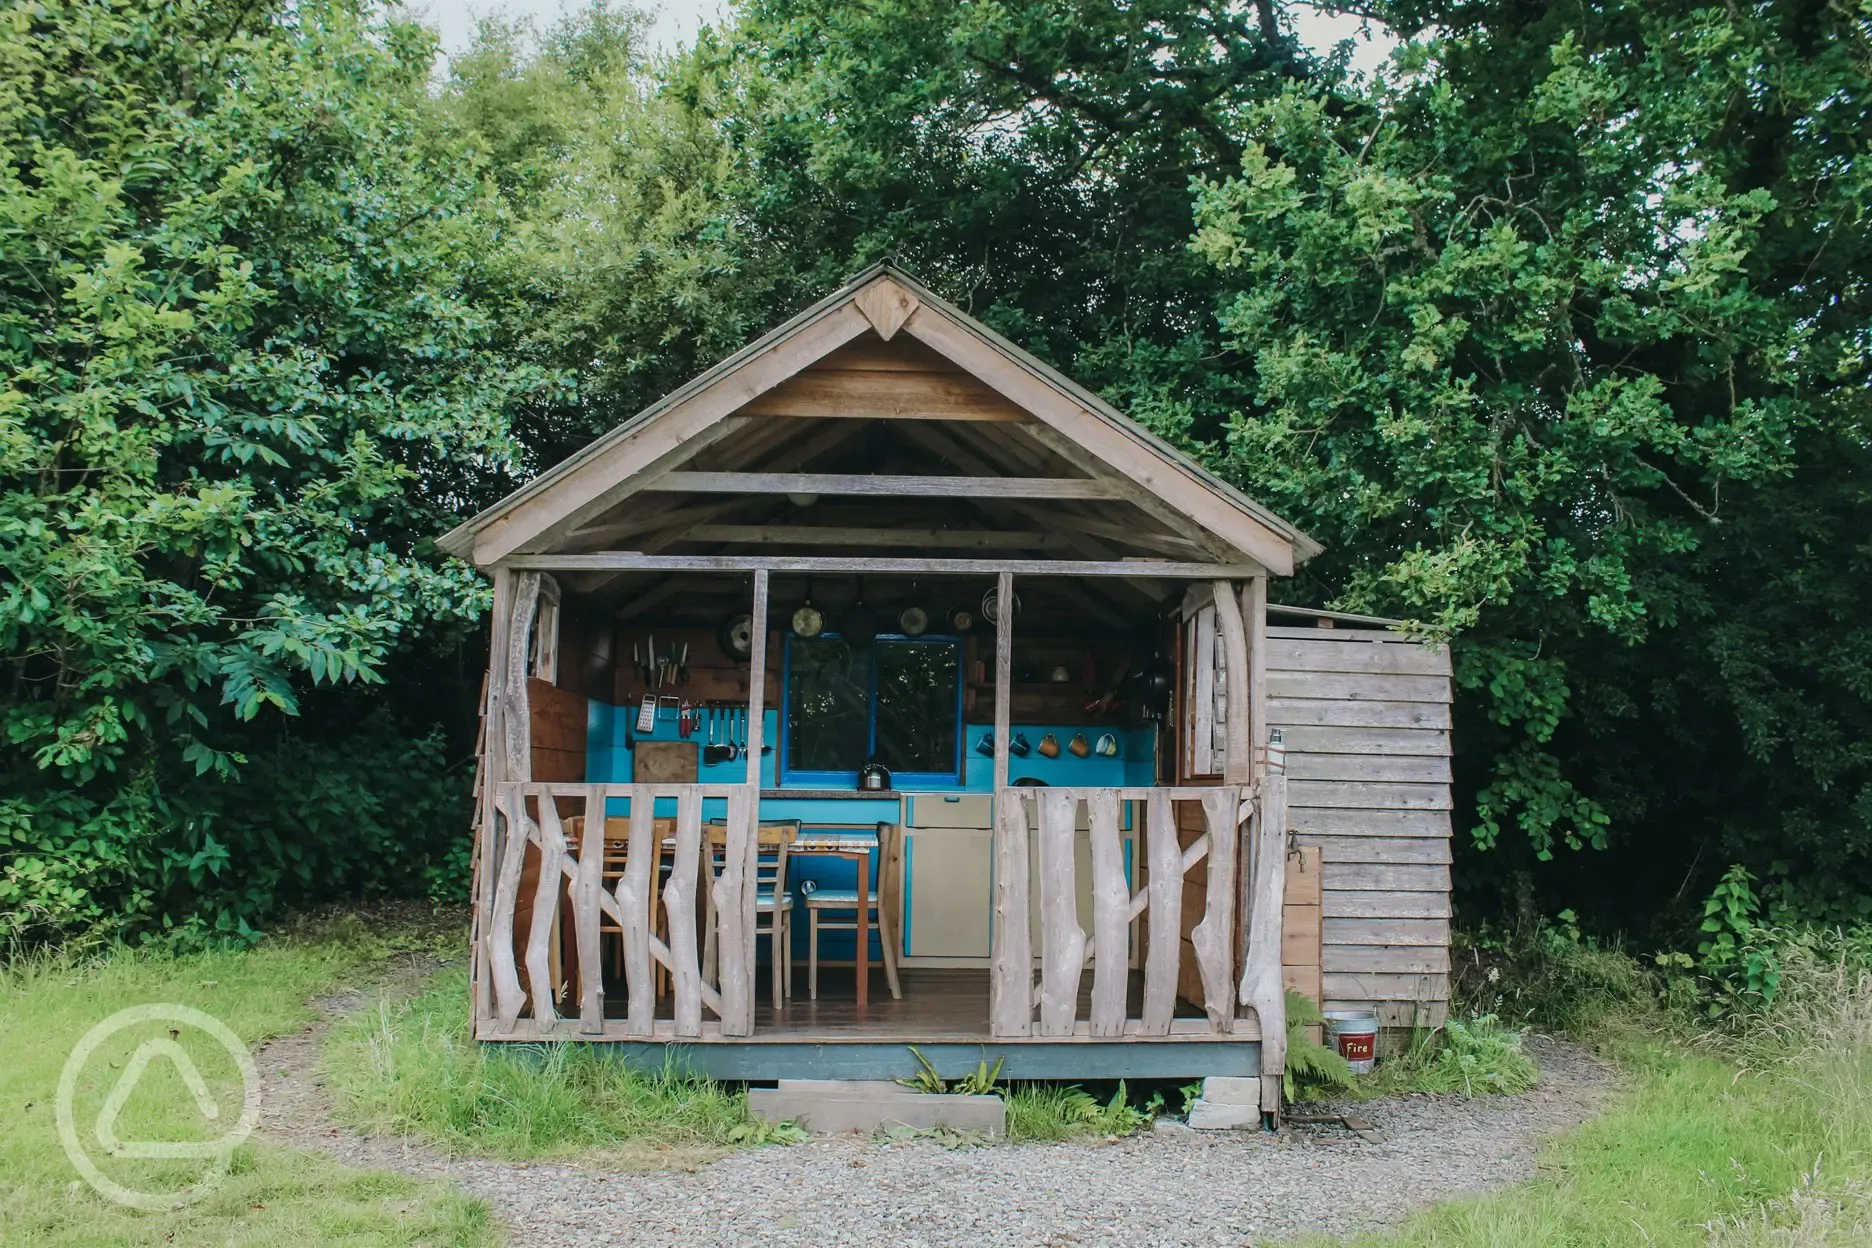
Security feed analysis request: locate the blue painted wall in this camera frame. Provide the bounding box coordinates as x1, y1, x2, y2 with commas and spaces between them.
583, 699, 1157, 963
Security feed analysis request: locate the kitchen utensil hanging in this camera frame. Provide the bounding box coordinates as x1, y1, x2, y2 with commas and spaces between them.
981, 587, 1022, 626
717, 612, 754, 661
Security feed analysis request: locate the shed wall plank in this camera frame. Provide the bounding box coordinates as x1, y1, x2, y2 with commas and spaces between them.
1324, 863, 1451, 892
1322, 918, 1452, 947
1285, 753, 1452, 784
1266, 639, 1452, 677
1324, 891, 1453, 919
1268, 698, 1452, 729
1299, 835, 1453, 865
1288, 808, 1453, 838
1322, 945, 1451, 974
1277, 726, 1452, 757
1287, 781, 1453, 811
1265, 672, 1451, 703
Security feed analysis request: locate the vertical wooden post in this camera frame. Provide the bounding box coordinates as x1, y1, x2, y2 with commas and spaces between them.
714, 785, 755, 1035
619, 792, 655, 1037
992, 572, 1013, 793
1086, 788, 1128, 1037
1141, 790, 1181, 1035
533, 575, 562, 681
574, 788, 605, 1033
745, 571, 769, 785
665, 786, 705, 1037
525, 794, 566, 1025
504, 571, 542, 782
474, 569, 516, 1034
488, 789, 530, 1032
1035, 789, 1085, 1036
1245, 576, 1268, 782
1191, 787, 1238, 1034
988, 571, 1031, 1036
1241, 729, 1290, 1119
1214, 580, 1252, 786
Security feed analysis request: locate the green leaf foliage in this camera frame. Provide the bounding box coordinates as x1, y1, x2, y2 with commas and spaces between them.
0, 0, 554, 941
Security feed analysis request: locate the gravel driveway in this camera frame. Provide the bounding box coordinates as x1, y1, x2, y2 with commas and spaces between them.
260, 993, 1615, 1248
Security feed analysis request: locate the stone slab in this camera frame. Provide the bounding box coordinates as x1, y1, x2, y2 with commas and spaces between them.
1185, 1097, 1263, 1130
749, 1087, 1007, 1137
1200, 1075, 1262, 1106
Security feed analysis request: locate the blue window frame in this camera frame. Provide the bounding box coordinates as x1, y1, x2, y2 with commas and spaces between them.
780, 633, 966, 788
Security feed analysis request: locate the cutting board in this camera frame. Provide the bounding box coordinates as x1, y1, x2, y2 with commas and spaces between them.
633, 740, 698, 784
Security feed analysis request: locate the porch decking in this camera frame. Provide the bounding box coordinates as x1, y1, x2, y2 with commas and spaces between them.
524, 969, 1264, 1082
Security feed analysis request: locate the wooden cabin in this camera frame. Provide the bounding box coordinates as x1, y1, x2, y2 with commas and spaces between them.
438, 265, 1454, 1118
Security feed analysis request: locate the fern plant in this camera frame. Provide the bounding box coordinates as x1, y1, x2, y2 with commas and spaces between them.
1284, 989, 1357, 1100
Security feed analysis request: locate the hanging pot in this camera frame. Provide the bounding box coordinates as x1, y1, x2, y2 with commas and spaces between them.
717, 613, 754, 661
981, 587, 1022, 626
898, 604, 930, 636
945, 603, 976, 633
791, 578, 824, 639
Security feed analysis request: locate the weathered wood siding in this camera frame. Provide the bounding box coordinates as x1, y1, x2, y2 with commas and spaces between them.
1267, 626, 1453, 1027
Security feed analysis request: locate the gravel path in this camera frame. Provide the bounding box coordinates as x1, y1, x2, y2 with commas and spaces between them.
257, 979, 1617, 1247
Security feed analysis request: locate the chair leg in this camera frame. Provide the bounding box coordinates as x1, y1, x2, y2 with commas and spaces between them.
782, 911, 793, 1000
770, 915, 783, 1009
876, 904, 903, 1000
808, 908, 819, 1001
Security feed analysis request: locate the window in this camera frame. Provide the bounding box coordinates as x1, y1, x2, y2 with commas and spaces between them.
782, 635, 964, 786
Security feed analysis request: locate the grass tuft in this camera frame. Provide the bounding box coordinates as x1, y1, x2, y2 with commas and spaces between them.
1004, 1081, 1157, 1142
323, 969, 771, 1165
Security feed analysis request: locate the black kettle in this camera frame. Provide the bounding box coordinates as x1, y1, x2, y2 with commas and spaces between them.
857, 759, 893, 791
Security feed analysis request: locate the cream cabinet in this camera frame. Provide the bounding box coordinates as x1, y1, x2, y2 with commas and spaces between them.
898, 795, 1135, 968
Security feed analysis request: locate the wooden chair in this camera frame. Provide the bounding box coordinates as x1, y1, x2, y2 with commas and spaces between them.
803, 821, 903, 1001
568, 813, 672, 992
703, 819, 800, 1008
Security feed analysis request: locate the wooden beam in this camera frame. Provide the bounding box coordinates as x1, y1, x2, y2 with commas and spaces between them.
505, 553, 1264, 578
993, 572, 1013, 793
738, 370, 1026, 422
647, 471, 1121, 500
903, 305, 1299, 574
685, 524, 1071, 551
1214, 579, 1252, 786
466, 299, 872, 563
1246, 577, 1268, 782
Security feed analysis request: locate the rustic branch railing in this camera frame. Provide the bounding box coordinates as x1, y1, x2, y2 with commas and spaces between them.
483, 781, 758, 1039
990, 785, 1256, 1039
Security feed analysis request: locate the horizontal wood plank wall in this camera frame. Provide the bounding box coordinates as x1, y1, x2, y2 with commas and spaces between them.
1267, 626, 1453, 1027
528, 678, 588, 783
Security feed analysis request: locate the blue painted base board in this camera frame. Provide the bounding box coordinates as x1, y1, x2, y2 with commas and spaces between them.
511, 1040, 1260, 1082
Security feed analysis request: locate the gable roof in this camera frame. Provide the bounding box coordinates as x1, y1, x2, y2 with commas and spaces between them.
437, 263, 1322, 575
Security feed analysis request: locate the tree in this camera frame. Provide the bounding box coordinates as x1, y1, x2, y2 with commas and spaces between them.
0, 0, 553, 940
1190, 0, 1872, 925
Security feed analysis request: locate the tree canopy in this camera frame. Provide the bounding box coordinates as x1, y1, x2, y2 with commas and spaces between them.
3, 0, 1867, 942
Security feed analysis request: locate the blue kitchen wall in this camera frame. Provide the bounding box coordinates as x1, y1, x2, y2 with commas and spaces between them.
583, 698, 1158, 964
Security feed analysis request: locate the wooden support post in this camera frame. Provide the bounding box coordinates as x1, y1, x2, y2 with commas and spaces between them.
665, 787, 705, 1037
1214, 580, 1252, 786
618, 794, 656, 1037
989, 571, 1032, 1037
746, 571, 769, 784
474, 570, 515, 1033
574, 788, 605, 1033
1141, 790, 1181, 1035
1245, 577, 1267, 782
525, 794, 565, 1024
488, 789, 530, 1032
714, 786, 755, 1035
1192, 788, 1238, 1034
1241, 731, 1290, 1119
992, 572, 1013, 794
1035, 789, 1085, 1036
1086, 788, 1128, 1037
503, 572, 541, 782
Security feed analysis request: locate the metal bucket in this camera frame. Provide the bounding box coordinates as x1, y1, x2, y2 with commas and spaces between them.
1324, 1009, 1380, 1074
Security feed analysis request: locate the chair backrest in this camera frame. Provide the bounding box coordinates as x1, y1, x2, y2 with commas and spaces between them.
706, 819, 799, 893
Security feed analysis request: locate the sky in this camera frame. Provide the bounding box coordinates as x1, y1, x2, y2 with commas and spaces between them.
414, 0, 1395, 75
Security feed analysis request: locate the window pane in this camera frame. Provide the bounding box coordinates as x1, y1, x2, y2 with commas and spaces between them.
874, 640, 960, 776
786, 637, 869, 774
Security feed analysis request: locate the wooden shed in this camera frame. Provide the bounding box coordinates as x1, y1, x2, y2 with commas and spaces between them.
439, 264, 1453, 1118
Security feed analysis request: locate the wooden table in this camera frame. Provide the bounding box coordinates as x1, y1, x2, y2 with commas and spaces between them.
794, 834, 881, 1009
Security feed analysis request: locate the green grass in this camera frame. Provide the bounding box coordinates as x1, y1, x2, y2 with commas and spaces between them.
0, 914, 494, 1247
1003, 1081, 1160, 1142
324, 969, 779, 1165
1304, 934, 1872, 1248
